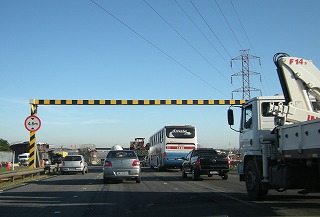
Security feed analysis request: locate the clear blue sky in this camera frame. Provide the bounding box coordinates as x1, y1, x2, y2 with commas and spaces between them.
1, 0, 319, 149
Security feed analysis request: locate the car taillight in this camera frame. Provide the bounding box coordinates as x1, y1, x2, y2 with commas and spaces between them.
227, 157, 231, 166
132, 160, 140, 166
163, 152, 167, 158
196, 158, 201, 167
104, 161, 112, 167
80, 160, 83, 166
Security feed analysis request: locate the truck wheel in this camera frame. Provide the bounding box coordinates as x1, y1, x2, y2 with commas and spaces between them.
245, 160, 268, 200
192, 169, 199, 181
221, 173, 228, 180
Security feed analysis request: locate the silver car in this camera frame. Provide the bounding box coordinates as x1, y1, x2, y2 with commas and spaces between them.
60, 155, 88, 175
103, 150, 141, 183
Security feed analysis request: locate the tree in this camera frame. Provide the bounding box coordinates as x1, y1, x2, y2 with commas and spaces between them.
0, 138, 10, 151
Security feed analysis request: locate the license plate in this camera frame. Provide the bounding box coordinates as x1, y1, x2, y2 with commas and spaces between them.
116, 171, 128, 175
210, 171, 218, 174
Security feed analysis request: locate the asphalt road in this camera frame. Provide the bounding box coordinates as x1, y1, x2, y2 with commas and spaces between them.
1, 166, 320, 217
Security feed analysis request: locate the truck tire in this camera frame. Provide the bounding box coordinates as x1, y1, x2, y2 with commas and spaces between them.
245, 160, 268, 200
192, 168, 200, 181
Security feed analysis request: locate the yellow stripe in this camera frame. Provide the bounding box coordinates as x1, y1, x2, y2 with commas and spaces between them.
133, 100, 138, 105
144, 100, 150, 105
166, 100, 171, 105
111, 100, 117, 105
122, 100, 127, 105
88, 100, 94, 105
198, 100, 204, 105
187, 100, 193, 105
78, 100, 84, 105
219, 100, 225, 105
99, 100, 105, 105
177, 100, 182, 105
155, 100, 160, 105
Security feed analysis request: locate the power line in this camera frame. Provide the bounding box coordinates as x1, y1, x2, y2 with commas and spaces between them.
89, 0, 229, 97
143, 0, 230, 84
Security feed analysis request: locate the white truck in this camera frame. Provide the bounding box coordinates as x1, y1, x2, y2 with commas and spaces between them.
228, 53, 320, 200
18, 153, 30, 166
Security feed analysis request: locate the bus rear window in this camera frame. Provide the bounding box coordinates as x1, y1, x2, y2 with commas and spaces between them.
166, 127, 195, 138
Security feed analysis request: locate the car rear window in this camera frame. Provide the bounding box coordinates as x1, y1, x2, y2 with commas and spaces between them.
107, 151, 137, 158
64, 156, 82, 161
194, 150, 218, 157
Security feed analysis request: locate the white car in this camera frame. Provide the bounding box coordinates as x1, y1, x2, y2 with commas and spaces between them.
60, 155, 88, 175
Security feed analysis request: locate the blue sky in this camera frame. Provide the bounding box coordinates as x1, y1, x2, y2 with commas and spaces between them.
1, 0, 319, 149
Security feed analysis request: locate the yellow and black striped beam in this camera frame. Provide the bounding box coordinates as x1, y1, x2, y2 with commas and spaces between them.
29, 104, 37, 169
30, 99, 246, 105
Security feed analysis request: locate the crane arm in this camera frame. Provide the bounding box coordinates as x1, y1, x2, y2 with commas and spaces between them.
269, 53, 320, 123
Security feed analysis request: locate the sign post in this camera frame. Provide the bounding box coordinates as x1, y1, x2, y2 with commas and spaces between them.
25, 113, 41, 168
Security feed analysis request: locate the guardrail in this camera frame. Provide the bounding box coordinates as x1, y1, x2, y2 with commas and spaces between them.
0, 165, 60, 184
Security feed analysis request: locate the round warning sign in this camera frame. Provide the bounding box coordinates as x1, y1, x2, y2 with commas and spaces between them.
24, 116, 41, 132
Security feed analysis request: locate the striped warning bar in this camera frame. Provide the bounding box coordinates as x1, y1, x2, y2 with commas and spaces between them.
30, 99, 246, 105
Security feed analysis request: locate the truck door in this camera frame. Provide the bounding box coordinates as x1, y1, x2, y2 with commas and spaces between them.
240, 104, 254, 150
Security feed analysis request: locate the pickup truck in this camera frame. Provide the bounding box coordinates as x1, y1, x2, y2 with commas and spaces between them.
181, 149, 230, 180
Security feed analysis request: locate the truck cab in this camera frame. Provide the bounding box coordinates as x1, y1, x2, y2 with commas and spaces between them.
228, 53, 320, 200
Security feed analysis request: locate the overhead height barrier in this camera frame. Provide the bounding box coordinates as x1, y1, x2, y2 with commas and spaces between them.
27, 98, 245, 168
29, 99, 246, 106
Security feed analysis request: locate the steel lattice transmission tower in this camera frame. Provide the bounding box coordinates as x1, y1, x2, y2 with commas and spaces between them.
231, 49, 262, 100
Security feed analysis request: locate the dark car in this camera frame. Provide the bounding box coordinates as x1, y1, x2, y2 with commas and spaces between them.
52, 154, 63, 165
181, 148, 230, 180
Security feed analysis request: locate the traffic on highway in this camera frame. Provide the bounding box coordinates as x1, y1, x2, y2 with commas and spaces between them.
1, 165, 320, 217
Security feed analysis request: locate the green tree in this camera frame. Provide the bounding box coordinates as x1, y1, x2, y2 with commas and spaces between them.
0, 138, 10, 151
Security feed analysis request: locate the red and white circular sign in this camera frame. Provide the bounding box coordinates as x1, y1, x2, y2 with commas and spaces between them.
24, 116, 41, 132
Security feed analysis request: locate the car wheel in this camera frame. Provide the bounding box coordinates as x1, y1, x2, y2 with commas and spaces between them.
221, 173, 228, 180
136, 176, 141, 183
245, 160, 268, 200
103, 177, 108, 184
181, 169, 187, 178
192, 168, 199, 181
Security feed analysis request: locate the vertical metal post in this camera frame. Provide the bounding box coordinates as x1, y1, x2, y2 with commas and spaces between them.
29, 104, 38, 168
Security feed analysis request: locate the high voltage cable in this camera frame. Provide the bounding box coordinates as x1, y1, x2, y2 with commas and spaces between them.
90, 0, 229, 97
213, 0, 242, 50
174, 0, 231, 70
190, 0, 233, 60
143, 0, 230, 84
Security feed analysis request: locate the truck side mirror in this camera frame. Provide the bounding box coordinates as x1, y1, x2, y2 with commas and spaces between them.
228, 109, 234, 126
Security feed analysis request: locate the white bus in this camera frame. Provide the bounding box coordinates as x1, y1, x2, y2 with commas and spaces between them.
147, 125, 197, 170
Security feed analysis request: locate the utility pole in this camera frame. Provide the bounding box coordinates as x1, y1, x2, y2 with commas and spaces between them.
231, 49, 262, 100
